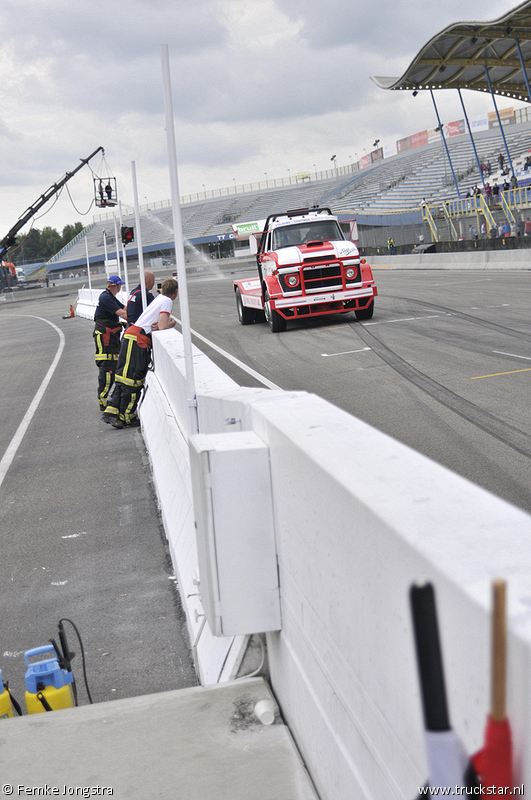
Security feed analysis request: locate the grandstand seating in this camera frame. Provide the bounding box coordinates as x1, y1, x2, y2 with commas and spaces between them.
46, 117, 531, 271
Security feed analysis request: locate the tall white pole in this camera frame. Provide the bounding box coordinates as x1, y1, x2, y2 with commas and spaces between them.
118, 201, 130, 297
103, 230, 109, 279
84, 234, 92, 290
131, 161, 147, 312
160, 43, 198, 435
112, 213, 122, 280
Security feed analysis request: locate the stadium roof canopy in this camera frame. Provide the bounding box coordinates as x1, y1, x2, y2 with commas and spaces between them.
371, 0, 531, 101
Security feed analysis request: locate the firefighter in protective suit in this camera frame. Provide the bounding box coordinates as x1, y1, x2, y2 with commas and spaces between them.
102, 278, 178, 429
93, 276, 127, 409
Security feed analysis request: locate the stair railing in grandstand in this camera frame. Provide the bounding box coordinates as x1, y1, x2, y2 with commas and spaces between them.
477, 194, 496, 232
440, 203, 459, 241
499, 191, 516, 225
421, 204, 439, 242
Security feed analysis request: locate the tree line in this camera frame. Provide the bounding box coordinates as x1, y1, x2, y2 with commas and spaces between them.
12, 222, 84, 266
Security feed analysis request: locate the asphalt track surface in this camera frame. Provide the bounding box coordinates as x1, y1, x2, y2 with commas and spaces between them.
1, 267, 530, 708
0, 290, 197, 708
182, 266, 531, 515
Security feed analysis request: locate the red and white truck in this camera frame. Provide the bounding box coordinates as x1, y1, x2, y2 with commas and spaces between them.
233, 207, 377, 332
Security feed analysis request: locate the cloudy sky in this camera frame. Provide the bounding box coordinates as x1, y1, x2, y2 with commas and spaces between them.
0, 0, 525, 238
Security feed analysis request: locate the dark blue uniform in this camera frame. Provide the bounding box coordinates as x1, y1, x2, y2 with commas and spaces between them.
126, 285, 155, 324
93, 288, 125, 409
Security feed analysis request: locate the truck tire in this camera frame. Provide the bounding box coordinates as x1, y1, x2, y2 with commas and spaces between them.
355, 300, 374, 321
236, 288, 255, 325
264, 290, 287, 332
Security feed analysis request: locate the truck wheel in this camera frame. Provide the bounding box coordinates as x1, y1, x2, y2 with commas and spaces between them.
236, 288, 255, 325
355, 300, 374, 321
264, 291, 287, 332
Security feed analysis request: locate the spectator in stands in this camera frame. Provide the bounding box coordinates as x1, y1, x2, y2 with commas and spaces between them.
502, 178, 510, 192
492, 183, 500, 203
510, 221, 517, 236
486, 161, 492, 176
525, 218, 531, 236
503, 221, 511, 237
489, 225, 497, 239
473, 184, 482, 196
517, 218, 525, 236
480, 221, 487, 238
469, 225, 477, 240
525, 156, 531, 171
498, 152, 504, 171
484, 182, 492, 205
510, 174, 518, 189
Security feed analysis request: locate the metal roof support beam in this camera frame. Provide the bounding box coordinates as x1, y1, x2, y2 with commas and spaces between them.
515, 37, 531, 102
430, 90, 461, 198
484, 66, 515, 177
457, 88, 485, 190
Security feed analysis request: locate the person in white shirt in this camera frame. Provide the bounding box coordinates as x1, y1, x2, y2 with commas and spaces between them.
103, 278, 178, 428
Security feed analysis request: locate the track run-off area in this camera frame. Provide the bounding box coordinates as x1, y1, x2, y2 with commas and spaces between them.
182, 267, 531, 514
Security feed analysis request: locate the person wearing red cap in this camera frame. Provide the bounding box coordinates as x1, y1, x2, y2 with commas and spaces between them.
93, 275, 127, 409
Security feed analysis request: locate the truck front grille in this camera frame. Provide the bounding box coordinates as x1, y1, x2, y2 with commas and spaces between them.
302, 262, 342, 293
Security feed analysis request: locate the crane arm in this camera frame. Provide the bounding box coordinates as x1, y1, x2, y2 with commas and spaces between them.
0, 146, 105, 256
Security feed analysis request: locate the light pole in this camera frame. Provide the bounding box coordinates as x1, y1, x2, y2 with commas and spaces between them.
232, 178, 236, 193
264, 172, 268, 186
331, 155, 337, 175
287, 168, 291, 183
203, 184, 206, 199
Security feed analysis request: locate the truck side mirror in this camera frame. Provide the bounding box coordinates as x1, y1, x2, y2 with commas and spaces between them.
249, 234, 260, 255
348, 220, 359, 242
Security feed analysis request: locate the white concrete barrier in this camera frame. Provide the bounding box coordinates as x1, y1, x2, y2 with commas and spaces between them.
370, 249, 531, 270
76, 287, 127, 320
146, 331, 531, 799
78, 288, 531, 799
141, 332, 251, 685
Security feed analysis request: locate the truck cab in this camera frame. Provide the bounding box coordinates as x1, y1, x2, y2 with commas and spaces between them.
234, 207, 377, 332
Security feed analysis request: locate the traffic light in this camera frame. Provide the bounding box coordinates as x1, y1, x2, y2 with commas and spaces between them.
121, 226, 134, 245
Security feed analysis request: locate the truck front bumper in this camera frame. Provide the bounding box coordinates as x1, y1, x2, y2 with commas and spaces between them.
273, 286, 376, 319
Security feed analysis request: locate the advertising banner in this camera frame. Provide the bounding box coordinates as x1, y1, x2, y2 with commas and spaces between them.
411, 130, 429, 149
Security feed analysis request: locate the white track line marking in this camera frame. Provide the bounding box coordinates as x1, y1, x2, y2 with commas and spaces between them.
0, 316, 65, 489
173, 318, 281, 390
493, 350, 531, 361
321, 347, 371, 358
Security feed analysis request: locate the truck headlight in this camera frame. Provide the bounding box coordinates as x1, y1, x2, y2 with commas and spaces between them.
287, 274, 299, 287
345, 268, 356, 279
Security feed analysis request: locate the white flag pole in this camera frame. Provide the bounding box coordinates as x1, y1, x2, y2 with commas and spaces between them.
84, 234, 92, 290
118, 201, 130, 297
160, 44, 198, 435
103, 229, 109, 279
112, 213, 121, 280
131, 161, 147, 313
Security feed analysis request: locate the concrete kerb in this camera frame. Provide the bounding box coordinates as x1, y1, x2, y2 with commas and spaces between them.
370, 249, 531, 269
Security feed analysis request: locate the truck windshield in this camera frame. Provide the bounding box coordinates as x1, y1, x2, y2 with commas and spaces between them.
271, 220, 344, 250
